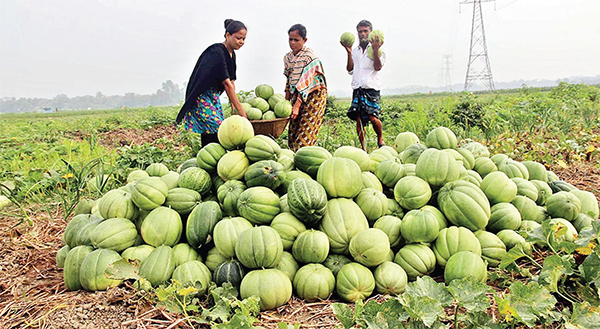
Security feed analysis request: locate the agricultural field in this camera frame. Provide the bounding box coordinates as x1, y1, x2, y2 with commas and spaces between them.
1, 82, 600, 328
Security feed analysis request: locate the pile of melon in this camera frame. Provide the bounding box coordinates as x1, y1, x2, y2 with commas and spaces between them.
241, 84, 292, 121
57, 116, 599, 311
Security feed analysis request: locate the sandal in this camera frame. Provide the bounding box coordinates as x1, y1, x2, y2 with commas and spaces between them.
378, 143, 386, 148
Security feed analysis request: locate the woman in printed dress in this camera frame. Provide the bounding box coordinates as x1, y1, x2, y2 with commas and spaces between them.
283, 24, 328, 152
176, 19, 248, 147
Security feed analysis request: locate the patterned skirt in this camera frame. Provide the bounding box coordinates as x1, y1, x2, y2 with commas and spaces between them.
288, 88, 327, 152
182, 89, 223, 134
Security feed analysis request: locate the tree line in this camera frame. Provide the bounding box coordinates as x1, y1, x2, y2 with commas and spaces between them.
0, 80, 184, 113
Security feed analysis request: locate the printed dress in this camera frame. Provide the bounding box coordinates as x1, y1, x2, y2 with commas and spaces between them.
284, 47, 328, 151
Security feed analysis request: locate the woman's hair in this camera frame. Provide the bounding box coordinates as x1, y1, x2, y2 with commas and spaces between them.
288, 24, 307, 39
224, 19, 246, 36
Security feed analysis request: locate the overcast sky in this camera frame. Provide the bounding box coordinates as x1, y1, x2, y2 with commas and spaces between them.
1, 0, 599, 99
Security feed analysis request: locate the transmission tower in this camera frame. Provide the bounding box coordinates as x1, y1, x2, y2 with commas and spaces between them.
441, 54, 453, 91
461, 0, 495, 91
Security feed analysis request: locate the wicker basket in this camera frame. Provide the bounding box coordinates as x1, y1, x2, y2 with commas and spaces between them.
250, 117, 290, 138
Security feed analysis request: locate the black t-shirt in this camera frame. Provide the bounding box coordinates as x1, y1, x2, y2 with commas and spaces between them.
176, 43, 236, 123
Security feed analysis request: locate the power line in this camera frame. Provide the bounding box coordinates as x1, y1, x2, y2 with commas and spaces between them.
461, 0, 495, 92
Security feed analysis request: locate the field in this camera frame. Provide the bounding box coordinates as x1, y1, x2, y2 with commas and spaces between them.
1, 82, 600, 328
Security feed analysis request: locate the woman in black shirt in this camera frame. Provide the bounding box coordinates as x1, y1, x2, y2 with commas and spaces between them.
177, 19, 248, 146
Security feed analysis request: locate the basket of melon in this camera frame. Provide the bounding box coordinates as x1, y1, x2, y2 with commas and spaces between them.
240, 84, 292, 138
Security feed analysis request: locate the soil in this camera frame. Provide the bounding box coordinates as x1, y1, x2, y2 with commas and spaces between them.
1, 125, 599, 328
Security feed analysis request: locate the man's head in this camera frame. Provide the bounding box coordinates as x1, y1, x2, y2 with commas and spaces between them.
356, 20, 372, 48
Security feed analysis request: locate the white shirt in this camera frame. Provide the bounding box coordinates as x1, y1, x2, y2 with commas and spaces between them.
348, 45, 386, 91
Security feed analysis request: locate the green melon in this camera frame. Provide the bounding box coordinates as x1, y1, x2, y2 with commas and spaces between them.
474, 230, 506, 267
487, 202, 522, 232
140, 245, 175, 286
237, 186, 280, 225
121, 244, 155, 263
294, 146, 332, 177
274, 100, 293, 118
131, 177, 169, 211
400, 143, 428, 164
317, 157, 363, 198
79, 249, 123, 291
570, 189, 599, 219
393, 244, 436, 280
235, 226, 284, 269
425, 127, 457, 149
511, 177, 539, 201
319, 198, 369, 255
140, 206, 182, 247
217, 150, 250, 181
90, 217, 138, 252
63, 245, 94, 291
172, 243, 200, 267
480, 171, 518, 204
546, 191, 582, 221
373, 215, 404, 248
287, 177, 328, 226
292, 229, 330, 264
98, 189, 138, 220
146, 163, 170, 177
336, 263, 375, 302
444, 251, 487, 284
393, 132, 420, 153
186, 201, 223, 249
244, 160, 286, 190
240, 269, 292, 310
214, 259, 246, 288
217, 179, 246, 216
196, 143, 227, 174
400, 208, 440, 244
473, 157, 497, 178
177, 167, 212, 195
218, 115, 254, 150
437, 180, 491, 231
361, 171, 383, 192
354, 188, 388, 223
270, 213, 307, 250
334, 146, 373, 172
172, 260, 212, 295
340, 32, 355, 47
212, 217, 253, 258
416, 148, 461, 187
374, 261, 408, 295
433, 226, 482, 267
276, 251, 300, 282
293, 263, 335, 301
244, 135, 282, 162
348, 228, 390, 267
164, 188, 201, 215
322, 254, 353, 277
461, 141, 490, 158
394, 175, 432, 210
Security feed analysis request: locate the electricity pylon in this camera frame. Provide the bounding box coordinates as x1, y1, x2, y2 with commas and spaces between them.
441, 54, 453, 92
461, 0, 495, 91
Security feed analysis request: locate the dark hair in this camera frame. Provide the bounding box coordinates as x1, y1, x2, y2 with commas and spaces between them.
224, 19, 246, 36
288, 24, 307, 39
357, 20, 373, 31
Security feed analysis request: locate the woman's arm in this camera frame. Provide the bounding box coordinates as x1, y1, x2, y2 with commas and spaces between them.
223, 78, 247, 118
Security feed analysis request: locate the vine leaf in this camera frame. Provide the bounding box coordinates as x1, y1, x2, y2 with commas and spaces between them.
447, 277, 493, 312
404, 276, 453, 307
332, 303, 355, 329
567, 302, 600, 328
538, 254, 574, 292
580, 252, 600, 297
496, 281, 557, 327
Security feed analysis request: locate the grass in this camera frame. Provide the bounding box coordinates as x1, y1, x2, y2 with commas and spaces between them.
1, 83, 599, 208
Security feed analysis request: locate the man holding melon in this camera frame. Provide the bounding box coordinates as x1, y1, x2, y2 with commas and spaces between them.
176, 19, 248, 147
341, 20, 386, 151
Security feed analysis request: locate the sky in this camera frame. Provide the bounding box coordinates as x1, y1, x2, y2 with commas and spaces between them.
1, 0, 599, 99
